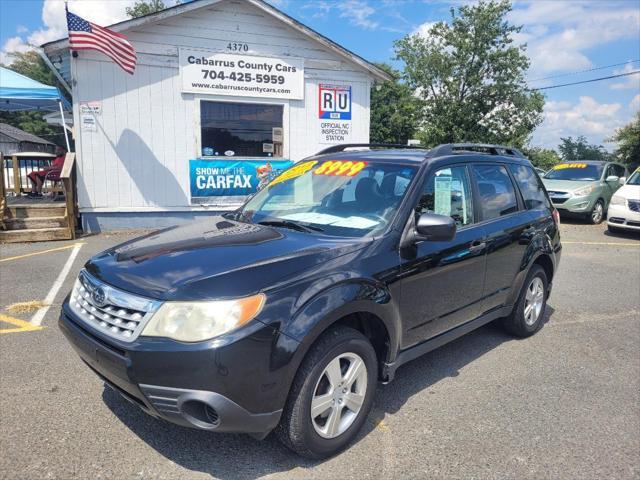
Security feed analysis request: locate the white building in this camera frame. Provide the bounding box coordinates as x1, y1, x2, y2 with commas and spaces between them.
42, 0, 389, 232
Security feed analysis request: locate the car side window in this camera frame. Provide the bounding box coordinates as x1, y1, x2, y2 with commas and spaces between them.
416, 165, 474, 227
613, 164, 626, 178
472, 164, 519, 220
509, 164, 551, 210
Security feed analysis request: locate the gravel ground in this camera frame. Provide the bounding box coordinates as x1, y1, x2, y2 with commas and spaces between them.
1, 220, 638, 479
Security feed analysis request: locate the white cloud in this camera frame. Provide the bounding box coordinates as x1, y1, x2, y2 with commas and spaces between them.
337, 0, 379, 30
510, 1, 640, 77
610, 63, 640, 91
531, 96, 627, 149
630, 94, 640, 112
1, 0, 182, 64
413, 21, 437, 38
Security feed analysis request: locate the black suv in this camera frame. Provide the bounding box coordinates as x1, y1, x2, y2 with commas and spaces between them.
60, 143, 561, 458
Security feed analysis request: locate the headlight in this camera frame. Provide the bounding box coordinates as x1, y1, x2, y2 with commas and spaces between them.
572, 185, 596, 197
142, 294, 265, 342
610, 195, 625, 206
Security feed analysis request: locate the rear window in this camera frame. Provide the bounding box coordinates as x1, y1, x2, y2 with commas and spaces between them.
472, 164, 519, 220
509, 164, 551, 210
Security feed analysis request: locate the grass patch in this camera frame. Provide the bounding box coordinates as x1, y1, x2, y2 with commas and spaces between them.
5, 301, 48, 314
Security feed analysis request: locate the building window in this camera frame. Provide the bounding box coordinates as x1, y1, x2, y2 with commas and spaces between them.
200, 101, 283, 158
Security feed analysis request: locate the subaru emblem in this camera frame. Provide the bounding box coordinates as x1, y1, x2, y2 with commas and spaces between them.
92, 287, 107, 307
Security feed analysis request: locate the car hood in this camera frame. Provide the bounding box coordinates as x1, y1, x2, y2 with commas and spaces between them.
615, 183, 640, 199
542, 179, 595, 192
85, 217, 369, 301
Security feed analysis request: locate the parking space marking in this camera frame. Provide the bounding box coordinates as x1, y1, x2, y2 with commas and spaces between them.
0, 314, 43, 334
562, 241, 639, 247
30, 243, 83, 327
0, 242, 85, 263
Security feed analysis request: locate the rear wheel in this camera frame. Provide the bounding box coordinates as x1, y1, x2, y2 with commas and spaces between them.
275, 326, 377, 459
589, 200, 605, 224
502, 265, 548, 337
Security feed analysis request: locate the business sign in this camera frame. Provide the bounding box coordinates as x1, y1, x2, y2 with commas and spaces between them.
319, 84, 351, 120
190, 158, 294, 204
318, 84, 353, 144
180, 48, 304, 100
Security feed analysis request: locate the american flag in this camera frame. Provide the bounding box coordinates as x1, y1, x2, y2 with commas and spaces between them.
66, 10, 137, 75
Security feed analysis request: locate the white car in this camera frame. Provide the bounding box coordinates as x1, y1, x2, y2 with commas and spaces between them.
607, 168, 640, 233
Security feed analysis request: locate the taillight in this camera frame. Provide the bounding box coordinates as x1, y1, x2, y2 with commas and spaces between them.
552, 208, 560, 227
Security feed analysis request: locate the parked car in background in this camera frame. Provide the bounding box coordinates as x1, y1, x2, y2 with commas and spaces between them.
607, 167, 640, 234
535, 167, 546, 176
59, 143, 561, 459
542, 161, 628, 224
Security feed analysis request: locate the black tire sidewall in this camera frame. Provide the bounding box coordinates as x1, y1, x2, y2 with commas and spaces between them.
296, 334, 377, 457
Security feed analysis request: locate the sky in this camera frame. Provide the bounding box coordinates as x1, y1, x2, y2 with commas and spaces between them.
0, 0, 638, 150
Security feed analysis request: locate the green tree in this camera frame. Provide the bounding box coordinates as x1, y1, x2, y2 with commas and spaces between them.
370, 63, 421, 144
126, 0, 170, 18
0, 51, 68, 149
394, 0, 544, 148
558, 136, 610, 161
522, 147, 561, 171
608, 112, 640, 169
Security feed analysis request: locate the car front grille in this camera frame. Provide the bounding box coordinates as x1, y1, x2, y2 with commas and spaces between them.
628, 199, 640, 212
69, 270, 161, 342
547, 191, 570, 204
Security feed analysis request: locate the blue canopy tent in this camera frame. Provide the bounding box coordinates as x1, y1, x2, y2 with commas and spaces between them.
0, 66, 71, 150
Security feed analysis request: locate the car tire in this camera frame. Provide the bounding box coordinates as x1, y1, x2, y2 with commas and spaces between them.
502, 265, 548, 338
275, 325, 377, 459
589, 199, 605, 224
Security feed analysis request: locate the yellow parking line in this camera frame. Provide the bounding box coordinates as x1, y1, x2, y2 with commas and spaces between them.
0, 242, 85, 263
0, 314, 44, 334
563, 241, 640, 247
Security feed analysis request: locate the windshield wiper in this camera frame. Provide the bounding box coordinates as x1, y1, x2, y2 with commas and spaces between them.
258, 219, 324, 233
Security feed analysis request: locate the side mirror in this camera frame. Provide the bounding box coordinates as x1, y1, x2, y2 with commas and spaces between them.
415, 212, 456, 242
618, 176, 626, 186
605, 175, 619, 183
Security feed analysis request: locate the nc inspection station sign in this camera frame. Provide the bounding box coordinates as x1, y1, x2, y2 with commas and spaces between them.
318, 83, 353, 144
180, 48, 304, 100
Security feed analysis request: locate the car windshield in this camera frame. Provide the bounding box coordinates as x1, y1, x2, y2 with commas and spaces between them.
544, 163, 604, 181
626, 169, 640, 185
238, 159, 417, 237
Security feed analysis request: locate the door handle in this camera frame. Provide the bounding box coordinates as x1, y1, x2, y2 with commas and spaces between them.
469, 241, 486, 253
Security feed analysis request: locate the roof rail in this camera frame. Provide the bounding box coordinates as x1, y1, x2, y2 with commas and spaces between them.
315, 143, 425, 156
429, 143, 525, 158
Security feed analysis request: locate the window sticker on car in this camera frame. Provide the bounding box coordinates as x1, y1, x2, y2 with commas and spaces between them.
313, 160, 368, 177
434, 176, 452, 216
553, 163, 587, 170
269, 160, 318, 187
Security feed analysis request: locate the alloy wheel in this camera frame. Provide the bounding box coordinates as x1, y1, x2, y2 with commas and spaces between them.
592, 202, 604, 223
310, 352, 368, 439
524, 277, 545, 326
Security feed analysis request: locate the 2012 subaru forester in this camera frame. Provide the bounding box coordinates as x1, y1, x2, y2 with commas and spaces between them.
59, 143, 561, 458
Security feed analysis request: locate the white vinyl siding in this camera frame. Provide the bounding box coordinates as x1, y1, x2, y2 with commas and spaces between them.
71, 0, 375, 213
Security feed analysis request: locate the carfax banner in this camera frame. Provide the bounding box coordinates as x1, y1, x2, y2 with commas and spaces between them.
180, 48, 304, 99
189, 158, 294, 204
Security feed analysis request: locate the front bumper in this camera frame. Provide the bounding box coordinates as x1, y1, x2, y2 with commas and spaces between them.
59, 305, 283, 435
551, 194, 596, 215
607, 203, 640, 231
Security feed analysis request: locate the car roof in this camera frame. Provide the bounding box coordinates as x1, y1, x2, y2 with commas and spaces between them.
311, 143, 532, 166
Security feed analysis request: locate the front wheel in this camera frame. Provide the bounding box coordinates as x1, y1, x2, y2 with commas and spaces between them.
275, 326, 377, 459
589, 200, 605, 224
502, 265, 548, 337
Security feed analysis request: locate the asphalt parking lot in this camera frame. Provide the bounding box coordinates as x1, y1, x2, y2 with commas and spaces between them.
1, 221, 639, 479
